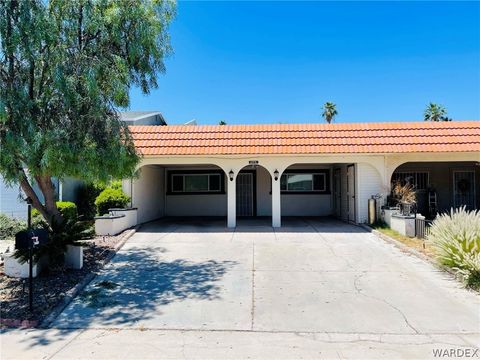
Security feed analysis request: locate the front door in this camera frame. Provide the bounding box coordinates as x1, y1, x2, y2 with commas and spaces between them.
347, 165, 356, 222
333, 168, 341, 217
236, 172, 254, 216
453, 170, 476, 210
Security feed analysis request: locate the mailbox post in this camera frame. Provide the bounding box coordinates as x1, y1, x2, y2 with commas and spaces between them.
14, 198, 48, 312
28, 202, 33, 311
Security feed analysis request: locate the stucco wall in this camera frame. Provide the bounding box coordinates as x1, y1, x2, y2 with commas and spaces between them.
256, 165, 334, 217
166, 194, 227, 216
131, 165, 165, 224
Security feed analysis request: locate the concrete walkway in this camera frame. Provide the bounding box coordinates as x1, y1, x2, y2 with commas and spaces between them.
2, 218, 479, 359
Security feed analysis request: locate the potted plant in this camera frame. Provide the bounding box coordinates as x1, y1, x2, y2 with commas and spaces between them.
391, 181, 417, 216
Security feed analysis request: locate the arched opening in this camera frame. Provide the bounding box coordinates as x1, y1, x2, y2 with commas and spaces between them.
126, 163, 227, 225
390, 161, 479, 218
234, 164, 272, 226
278, 163, 344, 224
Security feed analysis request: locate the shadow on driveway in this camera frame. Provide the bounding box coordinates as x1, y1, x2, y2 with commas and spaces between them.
53, 248, 238, 329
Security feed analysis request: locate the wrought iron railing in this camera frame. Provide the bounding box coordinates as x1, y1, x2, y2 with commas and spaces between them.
415, 217, 433, 239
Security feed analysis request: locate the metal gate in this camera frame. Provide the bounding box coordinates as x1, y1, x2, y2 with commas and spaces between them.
236, 172, 254, 216
453, 170, 476, 210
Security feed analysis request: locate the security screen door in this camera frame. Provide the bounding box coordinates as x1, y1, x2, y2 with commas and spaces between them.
453, 171, 476, 210
236, 172, 254, 216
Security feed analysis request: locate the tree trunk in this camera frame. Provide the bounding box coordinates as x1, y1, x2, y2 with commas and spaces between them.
35, 175, 63, 226
18, 171, 62, 227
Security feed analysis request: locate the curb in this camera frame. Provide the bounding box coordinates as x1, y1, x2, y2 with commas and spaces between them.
38, 225, 140, 329
360, 224, 462, 280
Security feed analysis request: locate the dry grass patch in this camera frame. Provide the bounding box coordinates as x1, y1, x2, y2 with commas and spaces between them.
371, 223, 434, 257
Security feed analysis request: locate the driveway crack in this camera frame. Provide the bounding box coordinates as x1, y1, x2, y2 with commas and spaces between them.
354, 272, 419, 334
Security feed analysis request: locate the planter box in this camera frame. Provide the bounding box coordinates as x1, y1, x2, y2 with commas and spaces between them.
391, 214, 416, 237
3, 253, 47, 278
65, 245, 83, 270
108, 208, 138, 229
94, 214, 127, 236
381, 207, 398, 227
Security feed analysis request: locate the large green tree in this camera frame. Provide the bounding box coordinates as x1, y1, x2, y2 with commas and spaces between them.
0, 0, 175, 225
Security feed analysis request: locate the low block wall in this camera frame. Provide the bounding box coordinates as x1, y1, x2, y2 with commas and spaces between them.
94, 208, 138, 236
108, 208, 138, 228
95, 214, 127, 236
391, 214, 415, 237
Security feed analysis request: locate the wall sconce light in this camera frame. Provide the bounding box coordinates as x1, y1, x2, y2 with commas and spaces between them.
274, 169, 279, 181
229, 170, 234, 181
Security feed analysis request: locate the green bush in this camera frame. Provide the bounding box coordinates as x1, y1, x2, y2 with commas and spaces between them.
95, 188, 130, 216
14, 216, 94, 267
32, 201, 78, 226
77, 183, 105, 219
428, 207, 480, 290
0, 213, 26, 240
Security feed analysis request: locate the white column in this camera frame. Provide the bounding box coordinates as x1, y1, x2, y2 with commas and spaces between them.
272, 175, 281, 227
227, 177, 236, 228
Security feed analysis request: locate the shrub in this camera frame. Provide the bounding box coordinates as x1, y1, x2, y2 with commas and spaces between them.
428, 207, 480, 290
32, 201, 78, 227
95, 188, 130, 216
14, 216, 94, 267
0, 213, 26, 240
77, 183, 105, 219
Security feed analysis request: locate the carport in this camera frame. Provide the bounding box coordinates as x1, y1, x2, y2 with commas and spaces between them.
125, 121, 478, 228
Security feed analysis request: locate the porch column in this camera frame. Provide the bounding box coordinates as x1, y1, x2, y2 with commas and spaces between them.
272, 175, 281, 227
227, 176, 236, 228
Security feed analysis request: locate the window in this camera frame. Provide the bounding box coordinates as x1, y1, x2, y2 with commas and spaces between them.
169, 172, 224, 194
280, 171, 328, 193
391, 171, 429, 190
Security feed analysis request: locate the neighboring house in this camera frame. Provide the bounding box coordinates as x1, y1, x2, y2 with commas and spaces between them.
0, 176, 82, 220
119, 111, 167, 126
123, 121, 480, 227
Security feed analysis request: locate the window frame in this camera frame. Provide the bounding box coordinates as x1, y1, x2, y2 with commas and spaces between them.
167, 170, 225, 195
279, 169, 331, 194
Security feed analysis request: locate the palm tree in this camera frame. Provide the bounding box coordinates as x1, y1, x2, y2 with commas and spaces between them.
424, 103, 448, 121
322, 102, 338, 124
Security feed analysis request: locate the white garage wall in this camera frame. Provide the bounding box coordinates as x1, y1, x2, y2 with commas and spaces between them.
166, 194, 227, 216
256, 165, 334, 217
131, 166, 165, 224
356, 162, 383, 223
164, 166, 227, 217
281, 194, 332, 216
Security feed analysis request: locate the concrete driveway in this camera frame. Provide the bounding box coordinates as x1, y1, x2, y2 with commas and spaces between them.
4, 218, 479, 359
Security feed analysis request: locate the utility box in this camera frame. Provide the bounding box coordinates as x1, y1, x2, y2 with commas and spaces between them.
368, 198, 377, 224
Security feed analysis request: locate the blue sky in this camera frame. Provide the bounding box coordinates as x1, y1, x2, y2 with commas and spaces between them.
129, 1, 480, 125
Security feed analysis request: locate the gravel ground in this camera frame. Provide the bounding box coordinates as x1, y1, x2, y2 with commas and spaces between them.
0, 235, 124, 326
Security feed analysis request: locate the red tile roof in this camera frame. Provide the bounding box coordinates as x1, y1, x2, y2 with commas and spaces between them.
129, 121, 480, 156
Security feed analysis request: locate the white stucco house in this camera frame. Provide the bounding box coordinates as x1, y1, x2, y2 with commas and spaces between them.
122, 121, 480, 228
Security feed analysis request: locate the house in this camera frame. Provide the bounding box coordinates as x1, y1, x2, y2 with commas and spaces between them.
123, 121, 480, 227
0, 176, 82, 220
